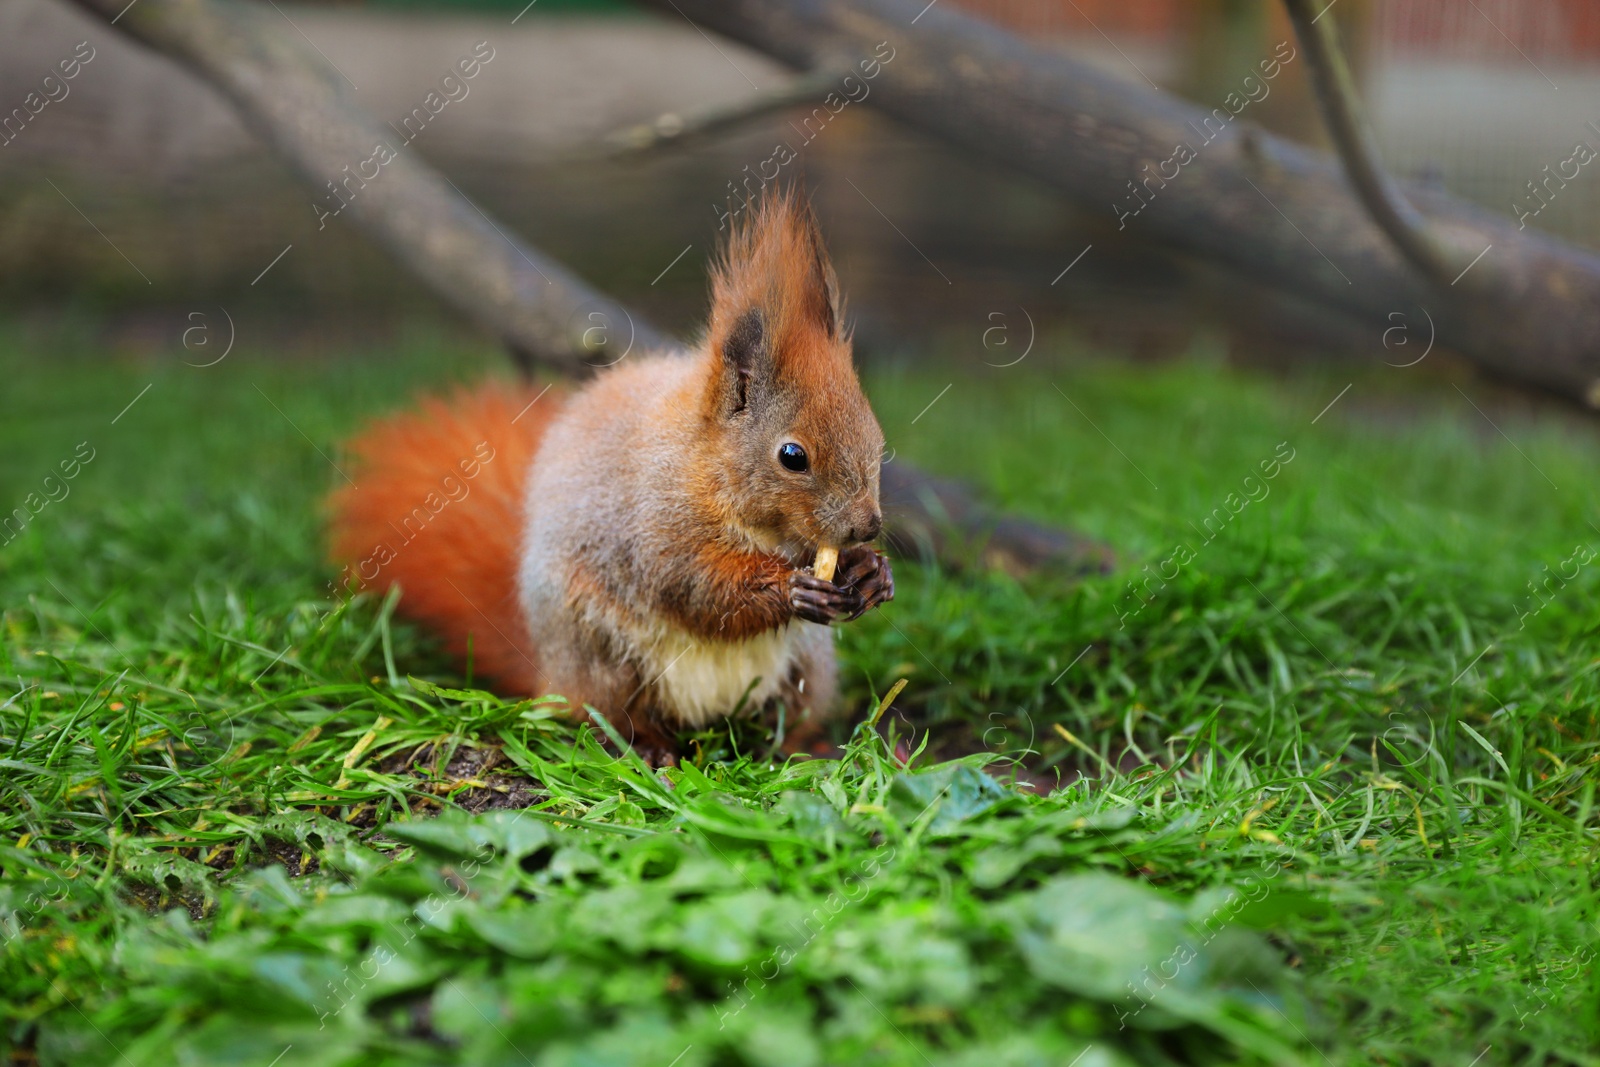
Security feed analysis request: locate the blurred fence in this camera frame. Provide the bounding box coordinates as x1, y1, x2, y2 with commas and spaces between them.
950, 0, 1600, 247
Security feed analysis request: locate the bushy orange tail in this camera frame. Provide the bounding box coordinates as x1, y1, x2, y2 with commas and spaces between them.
327, 382, 561, 694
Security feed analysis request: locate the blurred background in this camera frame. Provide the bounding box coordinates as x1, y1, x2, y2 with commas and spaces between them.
7, 13, 1600, 1058
4, 0, 1598, 369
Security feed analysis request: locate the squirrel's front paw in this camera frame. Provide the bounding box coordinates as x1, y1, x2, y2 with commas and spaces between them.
837, 545, 894, 620
790, 570, 865, 625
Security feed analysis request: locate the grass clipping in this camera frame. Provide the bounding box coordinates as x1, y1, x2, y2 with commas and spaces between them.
813, 545, 839, 583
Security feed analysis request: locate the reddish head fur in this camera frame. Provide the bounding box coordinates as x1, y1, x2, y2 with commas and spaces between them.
695, 189, 884, 557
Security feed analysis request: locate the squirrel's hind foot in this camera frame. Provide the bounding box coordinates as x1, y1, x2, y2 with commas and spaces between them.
603, 711, 681, 769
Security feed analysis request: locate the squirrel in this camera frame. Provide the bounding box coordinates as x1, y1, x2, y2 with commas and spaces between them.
327, 190, 893, 764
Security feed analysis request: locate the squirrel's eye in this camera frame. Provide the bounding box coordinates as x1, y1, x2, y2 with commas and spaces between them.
778, 442, 809, 473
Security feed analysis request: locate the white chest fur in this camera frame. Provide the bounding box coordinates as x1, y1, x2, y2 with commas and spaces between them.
636, 621, 817, 728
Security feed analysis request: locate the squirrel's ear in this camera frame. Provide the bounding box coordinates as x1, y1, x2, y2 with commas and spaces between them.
800, 206, 851, 342
721, 308, 764, 414
706, 188, 843, 410
811, 239, 844, 340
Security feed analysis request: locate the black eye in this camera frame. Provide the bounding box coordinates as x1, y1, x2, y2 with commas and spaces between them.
778, 442, 809, 473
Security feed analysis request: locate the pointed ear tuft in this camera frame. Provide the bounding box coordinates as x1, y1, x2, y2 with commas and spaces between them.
708, 187, 845, 357
791, 195, 843, 339
722, 308, 764, 413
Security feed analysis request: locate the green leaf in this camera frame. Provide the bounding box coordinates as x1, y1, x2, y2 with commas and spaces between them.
1000, 872, 1194, 1003
464, 901, 564, 958
887, 764, 1008, 835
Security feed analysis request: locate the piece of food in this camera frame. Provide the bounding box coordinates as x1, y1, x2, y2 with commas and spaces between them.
813, 544, 840, 583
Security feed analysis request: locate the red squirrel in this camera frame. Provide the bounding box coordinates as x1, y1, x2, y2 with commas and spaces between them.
328, 190, 893, 763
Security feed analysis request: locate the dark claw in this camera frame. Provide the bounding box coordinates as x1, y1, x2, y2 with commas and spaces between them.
837, 545, 879, 585
837, 546, 894, 620
790, 571, 864, 624
636, 745, 680, 770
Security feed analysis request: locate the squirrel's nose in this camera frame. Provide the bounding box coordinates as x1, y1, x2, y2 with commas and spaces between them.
848, 512, 882, 544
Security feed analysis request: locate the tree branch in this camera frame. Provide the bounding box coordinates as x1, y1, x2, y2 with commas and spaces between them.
65, 0, 667, 372
646, 0, 1600, 408
1282, 0, 1464, 289
602, 65, 853, 156
65, 0, 1111, 576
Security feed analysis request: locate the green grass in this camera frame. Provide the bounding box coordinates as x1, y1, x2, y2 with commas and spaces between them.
2, 325, 1599, 1066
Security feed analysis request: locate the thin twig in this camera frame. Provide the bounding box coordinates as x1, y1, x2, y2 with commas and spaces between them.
601, 66, 852, 156
1282, 0, 1464, 289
